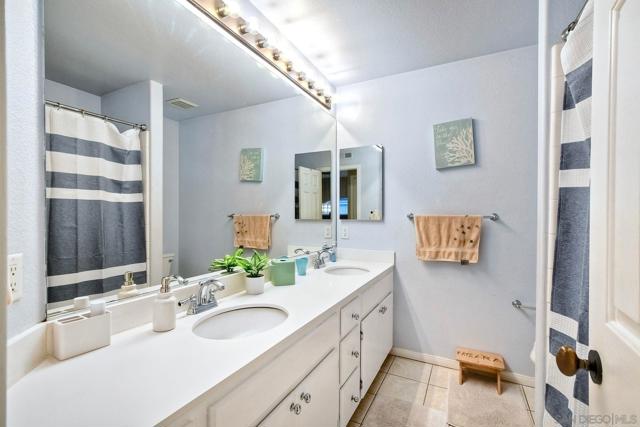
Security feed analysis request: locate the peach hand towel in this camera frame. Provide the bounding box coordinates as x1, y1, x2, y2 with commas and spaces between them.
414, 215, 482, 263
233, 214, 271, 250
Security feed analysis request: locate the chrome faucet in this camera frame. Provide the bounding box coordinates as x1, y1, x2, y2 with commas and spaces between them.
178, 278, 226, 315
313, 244, 334, 269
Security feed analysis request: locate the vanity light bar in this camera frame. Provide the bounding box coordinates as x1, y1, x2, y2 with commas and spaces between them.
186, 0, 333, 110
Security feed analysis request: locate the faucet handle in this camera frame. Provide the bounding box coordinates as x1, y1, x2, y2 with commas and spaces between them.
178, 295, 197, 314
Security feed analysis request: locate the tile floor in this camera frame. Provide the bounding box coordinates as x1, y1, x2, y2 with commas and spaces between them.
348, 355, 536, 427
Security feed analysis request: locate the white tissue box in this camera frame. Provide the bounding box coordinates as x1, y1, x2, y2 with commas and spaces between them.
52, 311, 112, 360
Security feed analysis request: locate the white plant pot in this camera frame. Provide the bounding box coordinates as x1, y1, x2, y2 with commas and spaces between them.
245, 275, 265, 295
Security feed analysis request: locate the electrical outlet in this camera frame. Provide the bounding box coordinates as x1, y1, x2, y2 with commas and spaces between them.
323, 225, 332, 239
8, 253, 23, 302
340, 225, 349, 239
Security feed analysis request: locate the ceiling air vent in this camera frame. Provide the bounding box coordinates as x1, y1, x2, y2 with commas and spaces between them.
167, 97, 198, 110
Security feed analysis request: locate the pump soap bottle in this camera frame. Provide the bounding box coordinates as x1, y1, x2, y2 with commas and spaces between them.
153, 276, 177, 332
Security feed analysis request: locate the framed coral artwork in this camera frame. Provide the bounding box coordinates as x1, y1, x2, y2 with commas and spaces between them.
433, 118, 475, 169
239, 148, 264, 182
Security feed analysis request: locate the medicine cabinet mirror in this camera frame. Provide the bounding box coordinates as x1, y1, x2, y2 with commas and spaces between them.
338, 145, 384, 221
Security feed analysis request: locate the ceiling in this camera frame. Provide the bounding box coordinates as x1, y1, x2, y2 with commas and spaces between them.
249, 0, 580, 86
44, 0, 299, 120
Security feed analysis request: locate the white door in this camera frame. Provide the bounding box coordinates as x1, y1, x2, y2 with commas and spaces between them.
360, 293, 393, 393
299, 166, 322, 220
589, 0, 640, 418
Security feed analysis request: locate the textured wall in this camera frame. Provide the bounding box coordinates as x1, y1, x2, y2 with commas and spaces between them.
337, 46, 538, 375
6, 0, 46, 338
163, 118, 180, 274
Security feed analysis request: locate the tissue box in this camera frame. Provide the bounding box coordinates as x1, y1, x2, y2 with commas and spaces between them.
52, 311, 112, 360
270, 258, 295, 286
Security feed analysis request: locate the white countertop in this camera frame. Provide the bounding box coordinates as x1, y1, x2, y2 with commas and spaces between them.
8, 258, 393, 427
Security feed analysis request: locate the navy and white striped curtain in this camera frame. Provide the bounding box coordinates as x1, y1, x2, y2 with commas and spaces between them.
45, 106, 147, 306
545, 1, 592, 426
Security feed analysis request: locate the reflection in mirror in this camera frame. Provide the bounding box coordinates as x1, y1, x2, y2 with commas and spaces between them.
43, 0, 336, 316
339, 145, 384, 221
295, 151, 332, 220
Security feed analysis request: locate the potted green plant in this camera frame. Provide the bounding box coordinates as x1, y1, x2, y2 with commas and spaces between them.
209, 248, 244, 273
237, 251, 270, 295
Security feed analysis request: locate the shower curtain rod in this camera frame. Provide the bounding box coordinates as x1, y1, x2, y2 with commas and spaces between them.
560, 0, 588, 41
45, 100, 148, 131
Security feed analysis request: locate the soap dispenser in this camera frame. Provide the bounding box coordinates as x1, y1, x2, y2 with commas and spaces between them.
153, 277, 177, 332
118, 271, 139, 299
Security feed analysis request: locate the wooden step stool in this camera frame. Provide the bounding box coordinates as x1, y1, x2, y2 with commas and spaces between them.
456, 347, 505, 395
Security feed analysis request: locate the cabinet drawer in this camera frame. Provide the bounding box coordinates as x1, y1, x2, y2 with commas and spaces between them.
340, 296, 361, 338
212, 313, 338, 427
339, 370, 361, 427
362, 272, 392, 316
340, 327, 360, 385
259, 350, 338, 427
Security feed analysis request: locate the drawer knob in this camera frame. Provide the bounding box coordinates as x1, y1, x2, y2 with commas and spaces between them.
300, 392, 312, 403
379, 306, 387, 314
351, 350, 360, 359
290, 403, 302, 415
351, 313, 360, 320
351, 395, 360, 403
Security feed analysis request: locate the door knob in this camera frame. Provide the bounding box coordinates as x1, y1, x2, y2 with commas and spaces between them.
555, 346, 602, 385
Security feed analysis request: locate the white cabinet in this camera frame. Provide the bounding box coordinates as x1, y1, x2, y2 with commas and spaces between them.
340, 296, 361, 338
360, 292, 393, 394
339, 369, 361, 427
339, 326, 360, 385
260, 350, 339, 427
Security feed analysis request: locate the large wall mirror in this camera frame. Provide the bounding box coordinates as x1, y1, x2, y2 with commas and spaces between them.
338, 145, 384, 221
44, 0, 336, 315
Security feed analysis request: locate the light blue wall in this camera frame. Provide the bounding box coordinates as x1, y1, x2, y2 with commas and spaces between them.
337, 46, 538, 375
163, 118, 180, 274
178, 96, 336, 278
6, 0, 45, 338
44, 79, 101, 113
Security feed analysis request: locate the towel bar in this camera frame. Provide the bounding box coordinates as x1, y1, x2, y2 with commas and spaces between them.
228, 213, 280, 220
406, 212, 499, 221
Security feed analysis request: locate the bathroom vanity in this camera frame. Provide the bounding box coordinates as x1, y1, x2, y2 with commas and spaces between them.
8, 255, 394, 427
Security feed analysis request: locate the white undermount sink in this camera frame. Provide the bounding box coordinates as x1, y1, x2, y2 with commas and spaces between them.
192, 305, 288, 340
324, 266, 370, 276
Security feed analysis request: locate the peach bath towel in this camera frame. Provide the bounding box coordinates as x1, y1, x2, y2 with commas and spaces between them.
233, 214, 271, 250
414, 215, 482, 263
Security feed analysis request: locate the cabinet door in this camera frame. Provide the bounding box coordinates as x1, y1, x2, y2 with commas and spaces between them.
360, 293, 393, 393
259, 350, 338, 427
297, 349, 339, 427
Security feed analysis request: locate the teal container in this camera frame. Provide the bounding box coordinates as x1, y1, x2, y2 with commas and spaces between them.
270, 258, 296, 286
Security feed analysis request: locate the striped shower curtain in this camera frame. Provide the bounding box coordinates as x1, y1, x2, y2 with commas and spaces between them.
45, 106, 147, 306
545, 1, 592, 426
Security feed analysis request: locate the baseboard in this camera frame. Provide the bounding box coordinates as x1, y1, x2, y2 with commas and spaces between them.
390, 347, 534, 388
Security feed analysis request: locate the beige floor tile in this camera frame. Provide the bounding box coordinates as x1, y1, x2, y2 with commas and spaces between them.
351, 393, 375, 423
423, 385, 448, 412
529, 410, 536, 426
388, 357, 433, 383
362, 394, 446, 427
380, 354, 395, 372
428, 366, 456, 388
368, 371, 387, 394
523, 386, 535, 411
378, 374, 428, 404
